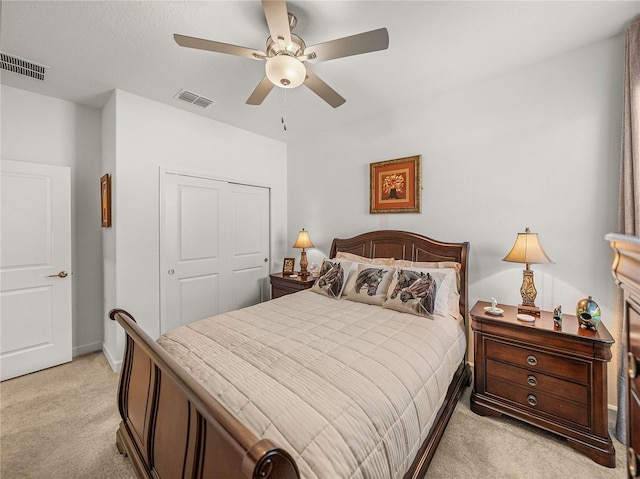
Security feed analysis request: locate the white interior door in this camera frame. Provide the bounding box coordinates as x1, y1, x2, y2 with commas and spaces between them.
161, 172, 269, 334
1, 160, 72, 381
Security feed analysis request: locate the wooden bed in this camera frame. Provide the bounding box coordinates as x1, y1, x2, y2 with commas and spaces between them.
110, 230, 471, 478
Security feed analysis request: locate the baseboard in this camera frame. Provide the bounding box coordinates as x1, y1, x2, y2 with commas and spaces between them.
72, 341, 102, 357
102, 341, 122, 373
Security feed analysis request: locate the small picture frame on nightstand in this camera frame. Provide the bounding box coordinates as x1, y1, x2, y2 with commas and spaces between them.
283, 258, 295, 276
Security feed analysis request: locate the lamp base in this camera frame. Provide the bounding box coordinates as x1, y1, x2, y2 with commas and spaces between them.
517, 304, 540, 316
299, 249, 309, 277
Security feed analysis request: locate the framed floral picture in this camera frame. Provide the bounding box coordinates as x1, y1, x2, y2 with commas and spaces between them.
370, 155, 421, 214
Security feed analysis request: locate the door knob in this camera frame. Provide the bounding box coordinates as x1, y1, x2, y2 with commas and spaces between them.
48, 271, 68, 278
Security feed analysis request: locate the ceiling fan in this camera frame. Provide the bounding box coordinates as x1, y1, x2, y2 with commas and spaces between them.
174, 0, 389, 108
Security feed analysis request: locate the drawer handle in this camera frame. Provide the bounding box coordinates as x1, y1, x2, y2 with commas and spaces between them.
527, 375, 537, 387
527, 394, 537, 407
527, 355, 537, 366
629, 352, 638, 380
629, 447, 639, 477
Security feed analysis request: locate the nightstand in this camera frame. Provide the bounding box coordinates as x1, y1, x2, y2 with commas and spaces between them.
269, 273, 315, 299
469, 300, 615, 467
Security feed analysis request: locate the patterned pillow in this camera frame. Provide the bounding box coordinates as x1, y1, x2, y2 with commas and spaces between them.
383, 267, 459, 319
343, 264, 396, 306
310, 259, 352, 299
391, 259, 462, 292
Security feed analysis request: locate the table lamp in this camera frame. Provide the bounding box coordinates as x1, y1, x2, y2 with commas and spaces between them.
293, 228, 314, 277
503, 227, 553, 315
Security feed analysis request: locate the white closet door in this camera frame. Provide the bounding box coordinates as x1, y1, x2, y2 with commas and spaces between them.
228, 182, 270, 310
0, 160, 72, 380
161, 172, 269, 335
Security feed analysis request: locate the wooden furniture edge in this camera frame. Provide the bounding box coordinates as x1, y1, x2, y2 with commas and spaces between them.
405, 362, 472, 479
607, 233, 640, 294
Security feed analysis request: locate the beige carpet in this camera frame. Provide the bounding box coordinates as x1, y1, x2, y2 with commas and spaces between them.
1, 352, 134, 478
0, 352, 626, 478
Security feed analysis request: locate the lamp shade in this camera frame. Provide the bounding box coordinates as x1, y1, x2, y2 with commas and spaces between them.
503, 227, 553, 266
293, 229, 314, 249
265, 55, 306, 89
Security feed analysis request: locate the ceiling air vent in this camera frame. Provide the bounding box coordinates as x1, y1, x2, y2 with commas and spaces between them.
1, 52, 48, 81
174, 89, 214, 108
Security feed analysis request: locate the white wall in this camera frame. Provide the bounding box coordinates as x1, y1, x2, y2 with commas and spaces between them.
1, 85, 104, 356
287, 37, 625, 405
102, 90, 288, 369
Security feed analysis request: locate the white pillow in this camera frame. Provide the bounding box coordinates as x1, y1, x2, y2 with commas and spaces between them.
310, 259, 353, 299
343, 264, 396, 306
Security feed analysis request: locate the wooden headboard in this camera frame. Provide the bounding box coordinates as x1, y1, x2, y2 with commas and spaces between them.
330, 230, 470, 324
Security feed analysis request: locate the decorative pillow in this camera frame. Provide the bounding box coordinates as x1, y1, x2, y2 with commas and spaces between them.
335, 252, 395, 265
391, 260, 462, 292
383, 267, 457, 318
310, 259, 353, 299
343, 264, 396, 306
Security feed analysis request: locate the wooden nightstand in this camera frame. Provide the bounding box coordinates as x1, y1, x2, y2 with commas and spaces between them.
470, 300, 615, 467
269, 273, 315, 299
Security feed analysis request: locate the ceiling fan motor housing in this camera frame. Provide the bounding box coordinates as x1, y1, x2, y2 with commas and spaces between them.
266, 32, 306, 58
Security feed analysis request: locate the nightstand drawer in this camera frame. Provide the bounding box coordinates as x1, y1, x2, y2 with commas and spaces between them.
485, 339, 588, 384
486, 359, 587, 405
487, 377, 589, 427
270, 273, 315, 299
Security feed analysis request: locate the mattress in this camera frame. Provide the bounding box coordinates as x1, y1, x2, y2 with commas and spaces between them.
158, 290, 466, 479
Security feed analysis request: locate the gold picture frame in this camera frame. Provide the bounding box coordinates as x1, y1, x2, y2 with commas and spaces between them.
283, 257, 295, 276
370, 155, 421, 214
100, 174, 112, 227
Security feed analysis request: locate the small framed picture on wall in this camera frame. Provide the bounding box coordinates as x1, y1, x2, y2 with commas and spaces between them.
283, 258, 295, 276
100, 173, 112, 227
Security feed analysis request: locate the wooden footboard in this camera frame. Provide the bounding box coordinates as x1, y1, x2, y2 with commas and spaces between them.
110, 309, 299, 479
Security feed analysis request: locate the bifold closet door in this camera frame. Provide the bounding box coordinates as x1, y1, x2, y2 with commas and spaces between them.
161, 173, 269, 335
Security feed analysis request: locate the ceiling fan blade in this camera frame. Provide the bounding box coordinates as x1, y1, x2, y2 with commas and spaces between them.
174, 34, 266, 60
261, 0, 292, 48
303, 69, 346, 108
246, 76, 275, 105
304, 28, 389, 62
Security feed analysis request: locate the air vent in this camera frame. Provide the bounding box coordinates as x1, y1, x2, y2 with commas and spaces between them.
174, 89, 214, 108
1, 52, 48, 81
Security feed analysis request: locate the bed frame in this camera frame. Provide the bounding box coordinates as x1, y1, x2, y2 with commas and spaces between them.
110, 230, 471, 479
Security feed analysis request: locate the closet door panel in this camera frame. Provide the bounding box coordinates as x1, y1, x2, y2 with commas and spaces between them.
229, 183, 270, 310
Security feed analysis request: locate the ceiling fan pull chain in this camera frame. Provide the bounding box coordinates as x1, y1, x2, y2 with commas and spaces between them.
281, 89, 287, 131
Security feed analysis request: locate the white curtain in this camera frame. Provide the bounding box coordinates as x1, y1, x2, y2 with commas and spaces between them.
615, 16, 640, 443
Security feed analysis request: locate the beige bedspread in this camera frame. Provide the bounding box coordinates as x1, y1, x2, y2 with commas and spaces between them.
158, 290, 466, 479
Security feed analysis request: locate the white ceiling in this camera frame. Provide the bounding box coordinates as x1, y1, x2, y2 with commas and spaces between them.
2, 1, 638, 144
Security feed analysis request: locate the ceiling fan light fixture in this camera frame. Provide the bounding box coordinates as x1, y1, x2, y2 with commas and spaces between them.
265, 54, 306, 89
